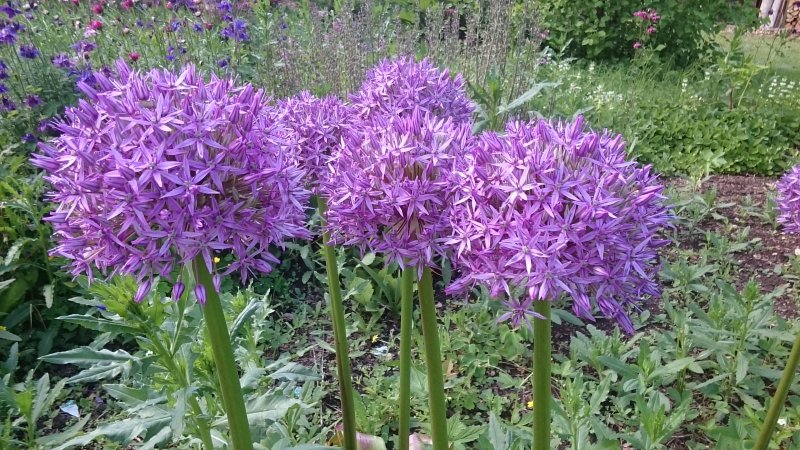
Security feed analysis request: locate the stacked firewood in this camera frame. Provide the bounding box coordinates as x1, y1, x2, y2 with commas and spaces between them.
785, 1, 800, 34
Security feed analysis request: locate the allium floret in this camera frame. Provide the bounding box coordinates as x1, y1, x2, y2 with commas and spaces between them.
324, 109, 473, 273
447, 117, 672, 332
32, 61, 310, 302
777, 165, 800, 234
275, 91, 358, 191
349, 56, 474, 125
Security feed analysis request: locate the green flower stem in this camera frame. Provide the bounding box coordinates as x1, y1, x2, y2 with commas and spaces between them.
319, 199, 358, 450
417, 267, 449, 450
754, 328, 800, 450
193, 257, 253, 450
532, 300, 552, 450
399, 268, 414, 450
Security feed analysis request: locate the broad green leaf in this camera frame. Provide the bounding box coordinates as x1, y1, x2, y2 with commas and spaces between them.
487, 414, 507, 450
267, 362, 319, 382
230, 297, 265, 338
498, 82, 560, 115
41, 347, 135, 365
57, 315, 141, 335
66, 363, 130, 384
597, 356, 635, 378
0, 329, 21, 341
650, 357, 695, 380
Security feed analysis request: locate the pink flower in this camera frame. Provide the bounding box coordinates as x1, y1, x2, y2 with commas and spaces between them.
122, 0, 133, 10
633, 41, 642, 49
647, 26, 656, 34
166, 1, 173, 9
91, 3, 103, 14
128, 51, 140, 62
89, 20, 102, 30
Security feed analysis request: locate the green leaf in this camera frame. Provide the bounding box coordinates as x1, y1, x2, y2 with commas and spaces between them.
41, 347, 135, 365
230, 297, 266, 338
0, 278, 15, 292
267, 362, 319, 382
735, 356, 749, 384
66, 363, 130, 384
498, 82, 560, 115
0, 329, 21, 341
650, 357, 696, 380
597, 356, 635, 378
212, 393, 301, 427
486, 414, 507, 450
58, 315, 141, 335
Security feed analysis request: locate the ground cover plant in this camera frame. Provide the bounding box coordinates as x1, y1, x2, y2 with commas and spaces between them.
1, 1, 800, 449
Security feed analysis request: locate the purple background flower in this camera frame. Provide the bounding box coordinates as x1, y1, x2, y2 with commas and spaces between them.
349, 56, 474, 125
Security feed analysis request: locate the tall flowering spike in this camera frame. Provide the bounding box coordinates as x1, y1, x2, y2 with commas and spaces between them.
31, 62, 311, 301
447, 117, 672, 333
349, 56, 474, 125
324, 109, 473, 273
275, 91, 358, 191
777, 166, 800, 234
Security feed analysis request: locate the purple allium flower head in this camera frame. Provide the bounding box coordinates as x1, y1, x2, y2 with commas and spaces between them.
32, 61, 311, 302
71, 40, 96, 54
218, 0, 233, 12
52, 52, 75, 69
324, 109, 473, 274
24, 94, 41, 108
193, 22, 203, 32
1, 95, 16, 111
219, 19, 249, 42
0, 83, 6, 93
0, 5, 18, 19
19, 44, 39, 59
276, 91, 358, 192
0, 26, 16, 45
446, 117, 672, 333
777, 166, 800, 233
217, 56, 230, 68
349, 56, 474, 125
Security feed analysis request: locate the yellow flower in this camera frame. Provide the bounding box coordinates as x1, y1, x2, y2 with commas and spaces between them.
527, 400, 534, 409
213, 256, 221, 264
0, 325, 6, 332
371, 334, 379, 344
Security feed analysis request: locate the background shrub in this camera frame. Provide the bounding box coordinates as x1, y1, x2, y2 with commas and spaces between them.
540, 0, 758, 65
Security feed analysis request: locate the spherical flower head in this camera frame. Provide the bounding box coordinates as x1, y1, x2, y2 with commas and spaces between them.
275, 91, 358, 192
19, 44, 39, 59
324, 109, 473, 273
446, 117, 672, 333
777, 166, 800, 233
350, 56, 474, 125
32, 61, 311, 302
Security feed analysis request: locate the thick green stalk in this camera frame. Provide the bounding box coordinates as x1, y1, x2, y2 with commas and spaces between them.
417, 267, 448, 450
319, 199, 358, 450
398, 269, 414, 450
532, 300, 552, 450
193, 257, 253, 450
754, 329, 800, 450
